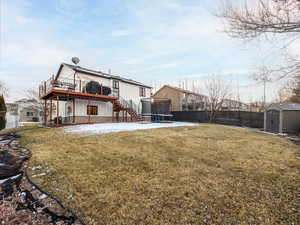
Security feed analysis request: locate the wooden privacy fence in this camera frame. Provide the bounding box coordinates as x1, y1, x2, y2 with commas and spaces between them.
172, 111, 264, 128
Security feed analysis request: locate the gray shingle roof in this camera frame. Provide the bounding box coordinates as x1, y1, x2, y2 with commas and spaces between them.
268, 102, 300, 111
60, 63, 152, 89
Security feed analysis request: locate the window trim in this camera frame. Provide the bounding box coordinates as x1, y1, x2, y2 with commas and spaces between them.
113, 80, 119, 89
139, 87, 146, 97
87, 105, 98, 115
26, 112, 34, 117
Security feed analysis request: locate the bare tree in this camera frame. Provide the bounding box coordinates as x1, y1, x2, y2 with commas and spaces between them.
218, 0, 300, 77
24, 88, 44, 112
205, 75, 232, 122
0, 81, 8, 96
219, 0, 300, 38
252, 66, 273, 108
286, 75, 300, 101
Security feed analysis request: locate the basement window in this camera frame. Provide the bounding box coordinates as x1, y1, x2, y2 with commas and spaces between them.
87, 105, 98, 115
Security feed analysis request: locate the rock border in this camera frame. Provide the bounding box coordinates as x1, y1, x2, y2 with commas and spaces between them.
0, 133, 87, 225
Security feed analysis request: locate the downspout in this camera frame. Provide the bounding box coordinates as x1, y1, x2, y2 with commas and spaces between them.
73, 71, 77, 91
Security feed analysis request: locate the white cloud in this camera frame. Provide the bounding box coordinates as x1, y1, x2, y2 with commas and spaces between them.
0, 0, 285, 103
111, 30, 133, 37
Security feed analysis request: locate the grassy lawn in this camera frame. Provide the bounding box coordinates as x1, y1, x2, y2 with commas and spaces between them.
19, 124, 300, 225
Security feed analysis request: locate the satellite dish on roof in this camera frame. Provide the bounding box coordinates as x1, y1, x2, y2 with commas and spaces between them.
71, 57, 80, 65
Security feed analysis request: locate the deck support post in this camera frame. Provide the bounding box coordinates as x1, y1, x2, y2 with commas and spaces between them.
50, 98, 52, 124
112, 102, 114, 123
73, 98, 75, 123
44, 99, 47, 126
122, 110, 125, 122
125, 111, 128, 122
88, 99, 90, 123
56, 96, 59, 126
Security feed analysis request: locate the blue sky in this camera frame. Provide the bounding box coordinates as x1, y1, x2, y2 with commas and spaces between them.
0, 0, 286, 102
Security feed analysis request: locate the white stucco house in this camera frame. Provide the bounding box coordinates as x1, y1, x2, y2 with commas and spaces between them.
39, 63, 152, 126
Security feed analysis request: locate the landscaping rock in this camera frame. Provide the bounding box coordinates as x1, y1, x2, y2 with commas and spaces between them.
0, 133, 84, 225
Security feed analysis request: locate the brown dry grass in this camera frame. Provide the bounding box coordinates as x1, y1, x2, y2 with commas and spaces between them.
19, 124, 300, 225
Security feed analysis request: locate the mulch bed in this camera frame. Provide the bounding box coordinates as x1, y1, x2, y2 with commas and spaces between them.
0, 133, 84, 225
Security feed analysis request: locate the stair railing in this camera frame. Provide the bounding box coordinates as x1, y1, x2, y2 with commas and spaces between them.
117, 97, 141, 117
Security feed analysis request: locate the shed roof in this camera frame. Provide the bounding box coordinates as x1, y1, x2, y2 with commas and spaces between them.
267, 102, 300, 111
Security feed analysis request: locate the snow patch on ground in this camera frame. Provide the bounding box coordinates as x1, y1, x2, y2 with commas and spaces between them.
64, 122, 198, 135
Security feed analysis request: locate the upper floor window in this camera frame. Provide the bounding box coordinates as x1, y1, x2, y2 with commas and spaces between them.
113, 80, 119, 89
87, 105, 98, 115
140, 87, 146, 97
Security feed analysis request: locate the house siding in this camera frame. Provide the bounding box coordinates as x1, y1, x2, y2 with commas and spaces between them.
58, 65, 151, 107
53, 64, 151, 121
72, 99, 112, 117
282, 111, 300, 133
77, 72, 112, 88
152, 87, 182, 111
73, 116, 113, 123
19, 108, 40, 122
59, 65, 76, 80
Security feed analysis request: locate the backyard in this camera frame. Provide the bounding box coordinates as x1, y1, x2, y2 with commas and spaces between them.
19, 124, 300, 225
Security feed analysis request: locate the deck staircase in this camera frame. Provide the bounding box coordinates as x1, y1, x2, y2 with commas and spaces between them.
113, 97, 143, 122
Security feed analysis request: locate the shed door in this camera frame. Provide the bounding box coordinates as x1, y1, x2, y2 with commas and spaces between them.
266, 110, 280, 133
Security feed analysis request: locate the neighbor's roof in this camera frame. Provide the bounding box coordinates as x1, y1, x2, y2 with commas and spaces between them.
56, 63, 152, 89
268, 102, 300, 111
153, 85, 208, 98
223, 99, 249, 106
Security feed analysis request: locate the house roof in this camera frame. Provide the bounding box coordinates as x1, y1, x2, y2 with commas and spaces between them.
267, 102, 300, 111
153, 85, 208, 98
56, 63, 152, 89
223, 99, 249, 106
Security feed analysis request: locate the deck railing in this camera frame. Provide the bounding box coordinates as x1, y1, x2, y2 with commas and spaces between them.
39, 77, 118, 98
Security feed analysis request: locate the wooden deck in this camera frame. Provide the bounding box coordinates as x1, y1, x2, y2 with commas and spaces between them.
40, 89, 117, 102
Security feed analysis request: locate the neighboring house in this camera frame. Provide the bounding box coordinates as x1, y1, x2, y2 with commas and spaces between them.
14, 99, 42, 122
249, 101, 267, 112
19, 106, 40, 122
5, 100, 42, 129
264, 102, 300, 134
39, 63, 152, 125
152, 85, 209, 112
221, 99, 250, 111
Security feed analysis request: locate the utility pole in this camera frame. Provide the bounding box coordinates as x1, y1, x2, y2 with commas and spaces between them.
253, 66, 272, 110
261, 75, 272, 108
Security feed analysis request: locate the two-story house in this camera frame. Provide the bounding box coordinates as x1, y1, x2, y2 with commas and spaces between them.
221, 99, 250, 111
152, 85, 209, 112
39, 63, 152, 126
